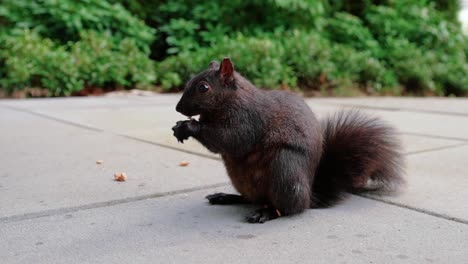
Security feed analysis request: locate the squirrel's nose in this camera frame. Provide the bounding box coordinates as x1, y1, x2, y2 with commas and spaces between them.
175, 102, 182, 113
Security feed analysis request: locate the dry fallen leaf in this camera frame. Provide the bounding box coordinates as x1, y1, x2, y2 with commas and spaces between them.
96, 160, 103, 164
114, 172, 127, 181
179, 161, 189, 167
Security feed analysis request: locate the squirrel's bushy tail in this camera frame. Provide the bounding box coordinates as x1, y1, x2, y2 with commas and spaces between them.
312, 110, 405, 208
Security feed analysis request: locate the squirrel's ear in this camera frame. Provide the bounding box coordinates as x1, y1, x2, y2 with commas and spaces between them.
219, 58, 234, 81
209, 61, 219, 69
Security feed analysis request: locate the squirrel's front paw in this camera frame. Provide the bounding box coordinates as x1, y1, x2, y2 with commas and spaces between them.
206, 193, 247, 205
172, 119, 200, 143
172, 121, 190, 143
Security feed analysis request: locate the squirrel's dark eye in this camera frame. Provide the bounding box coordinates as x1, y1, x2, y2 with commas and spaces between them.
198, 83, 209, 93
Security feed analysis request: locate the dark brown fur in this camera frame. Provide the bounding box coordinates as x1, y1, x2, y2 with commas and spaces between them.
172, 58, 405, 223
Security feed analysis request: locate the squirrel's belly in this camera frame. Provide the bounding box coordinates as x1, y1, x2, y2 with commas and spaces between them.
222, 152, 271, 203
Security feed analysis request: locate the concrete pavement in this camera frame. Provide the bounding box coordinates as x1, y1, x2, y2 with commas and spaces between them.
1, 95, 467, 263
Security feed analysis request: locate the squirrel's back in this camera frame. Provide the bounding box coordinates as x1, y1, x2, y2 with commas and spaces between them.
263, 90, 323, 152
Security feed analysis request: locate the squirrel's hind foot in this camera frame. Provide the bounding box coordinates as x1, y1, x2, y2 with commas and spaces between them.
246, 208, 281, 223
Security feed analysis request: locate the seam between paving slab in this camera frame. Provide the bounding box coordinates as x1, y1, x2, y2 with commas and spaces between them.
405, 142, 468, 155
1, 104, 468, 225
3, 103, 467, 160
312, 101, 468, 118
361, 194, 468, 225
0, 104, 220, 160
120, 134, 220, 161
3, 104, 467, 143
7, 101, 466, 158
0, 182, 229, 224
398, 132, 468, 142
1, 105, 105, 133
3, 96, 467, 116
3, 183, 467, 226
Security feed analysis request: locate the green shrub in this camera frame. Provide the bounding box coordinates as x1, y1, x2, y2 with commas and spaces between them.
71, 30, 156, 88
134, 0, 326, 59
154, 0, 466, 95
366, 4, 468, 94
281, 31, 334, 88
157, 31, 398, 93
0, 30, 155, 96
384, 38, 440, 94
0, 30, 82, 96
157, 33, 296, 90
0, 0, 467, 96
210, 34, 296, 89
0, 0, 155, 51
325, 12, 381, 56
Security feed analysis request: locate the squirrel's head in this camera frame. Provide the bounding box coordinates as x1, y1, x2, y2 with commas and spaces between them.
176, 58, 237, 118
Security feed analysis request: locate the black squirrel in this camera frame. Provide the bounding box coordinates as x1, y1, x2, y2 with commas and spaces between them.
172, 58, 405, 223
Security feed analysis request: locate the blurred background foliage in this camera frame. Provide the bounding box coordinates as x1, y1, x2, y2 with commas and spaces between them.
0, 0, 466, 96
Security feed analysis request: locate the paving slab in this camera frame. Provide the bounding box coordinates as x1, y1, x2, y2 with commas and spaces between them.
1, 188, 467, 264
8, 99, 464, 222
18, 101, 463, 158
1, 96, 468, 264
370, 145, 468, 222
309, 97, 468, 115
0, 107, 227, 219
